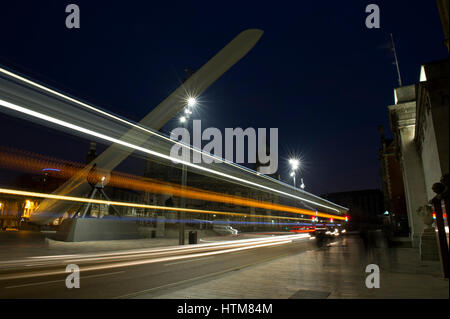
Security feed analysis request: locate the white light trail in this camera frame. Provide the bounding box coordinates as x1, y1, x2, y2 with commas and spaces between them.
0, 234, 307, 281
0, 97, 342, 213
0, 234, 310, 269
0, 67, 347, 213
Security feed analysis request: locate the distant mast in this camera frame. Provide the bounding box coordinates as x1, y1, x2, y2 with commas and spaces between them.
390, 33, 403, 87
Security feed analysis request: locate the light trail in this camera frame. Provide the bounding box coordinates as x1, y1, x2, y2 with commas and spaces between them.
34, 233, 309, 262
0, 148, 346, 220
0, 187, 311, 222
0, 234, 309, 281
2, 241, 292, 281
61, 236, 298, 264
0, 233, 310, 269
0, 98, 345, 216
0, 67, 229, 166
0, 66, 348, 214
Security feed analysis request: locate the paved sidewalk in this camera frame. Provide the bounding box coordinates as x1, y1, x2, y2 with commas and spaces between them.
147, 234, 448, 299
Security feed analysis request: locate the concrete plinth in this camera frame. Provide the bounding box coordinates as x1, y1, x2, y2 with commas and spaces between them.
53, 218, 144, 242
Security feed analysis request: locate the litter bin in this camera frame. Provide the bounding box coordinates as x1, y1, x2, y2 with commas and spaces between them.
151, 230, 156, 238
188, 231, 198, 244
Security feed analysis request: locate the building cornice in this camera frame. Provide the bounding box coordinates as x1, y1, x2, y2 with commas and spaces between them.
388, 101, 416, 132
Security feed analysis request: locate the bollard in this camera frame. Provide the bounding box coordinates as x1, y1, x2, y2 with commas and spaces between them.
188, 231, 198, 244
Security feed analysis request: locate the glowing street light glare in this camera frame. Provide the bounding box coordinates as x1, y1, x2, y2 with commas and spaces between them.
187, 97, 197, 107
289, 158, 300, 170
179, 116, 186, 123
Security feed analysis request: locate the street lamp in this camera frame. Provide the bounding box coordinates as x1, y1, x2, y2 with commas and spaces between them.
178, 93, 198, 245
289, 158, 299, 170
300, 177, 305, 189
288, 158, 306, 190
289, 158, 300, 187
187, 96, 197, 108
179, 96, 197, 123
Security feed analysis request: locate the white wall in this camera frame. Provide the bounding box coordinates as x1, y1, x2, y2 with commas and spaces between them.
420, 112, 442, 201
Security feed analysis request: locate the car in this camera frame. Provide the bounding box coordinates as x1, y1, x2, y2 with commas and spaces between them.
213, 225, 238, 235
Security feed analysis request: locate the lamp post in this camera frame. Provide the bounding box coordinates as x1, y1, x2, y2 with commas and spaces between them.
289, 158, 299, 188
290, 171, 296, 188
289, 158, 306, 190
178, 94, 197, 245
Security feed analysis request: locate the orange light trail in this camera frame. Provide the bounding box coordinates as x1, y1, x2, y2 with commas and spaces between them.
0, 187, 311, 222
0, 147, 346, 220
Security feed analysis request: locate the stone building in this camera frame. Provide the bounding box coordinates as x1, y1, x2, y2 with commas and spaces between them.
378, 126, 409, 235
387, 60, 448, 248
383, 1, 449, 255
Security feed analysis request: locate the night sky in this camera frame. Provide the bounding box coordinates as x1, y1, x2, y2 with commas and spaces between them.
0, 1, 447, 195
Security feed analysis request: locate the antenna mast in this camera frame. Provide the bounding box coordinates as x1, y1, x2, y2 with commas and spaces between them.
390, 33, 403, 87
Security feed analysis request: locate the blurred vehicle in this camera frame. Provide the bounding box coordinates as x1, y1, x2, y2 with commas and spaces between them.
213, 225, 238, 235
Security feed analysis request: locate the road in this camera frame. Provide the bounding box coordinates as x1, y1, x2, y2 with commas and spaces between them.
0, 233, 319, 298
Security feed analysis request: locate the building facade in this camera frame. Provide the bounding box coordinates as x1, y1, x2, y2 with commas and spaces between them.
388, 58, 449, 248
383, 1, 449, 255
378, 126, 409, 234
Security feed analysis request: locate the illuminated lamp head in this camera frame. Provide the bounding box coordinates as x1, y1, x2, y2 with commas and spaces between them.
187, 96, 197, 107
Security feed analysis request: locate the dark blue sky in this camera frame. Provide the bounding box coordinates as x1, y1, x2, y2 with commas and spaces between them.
0, 1, 447, 195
